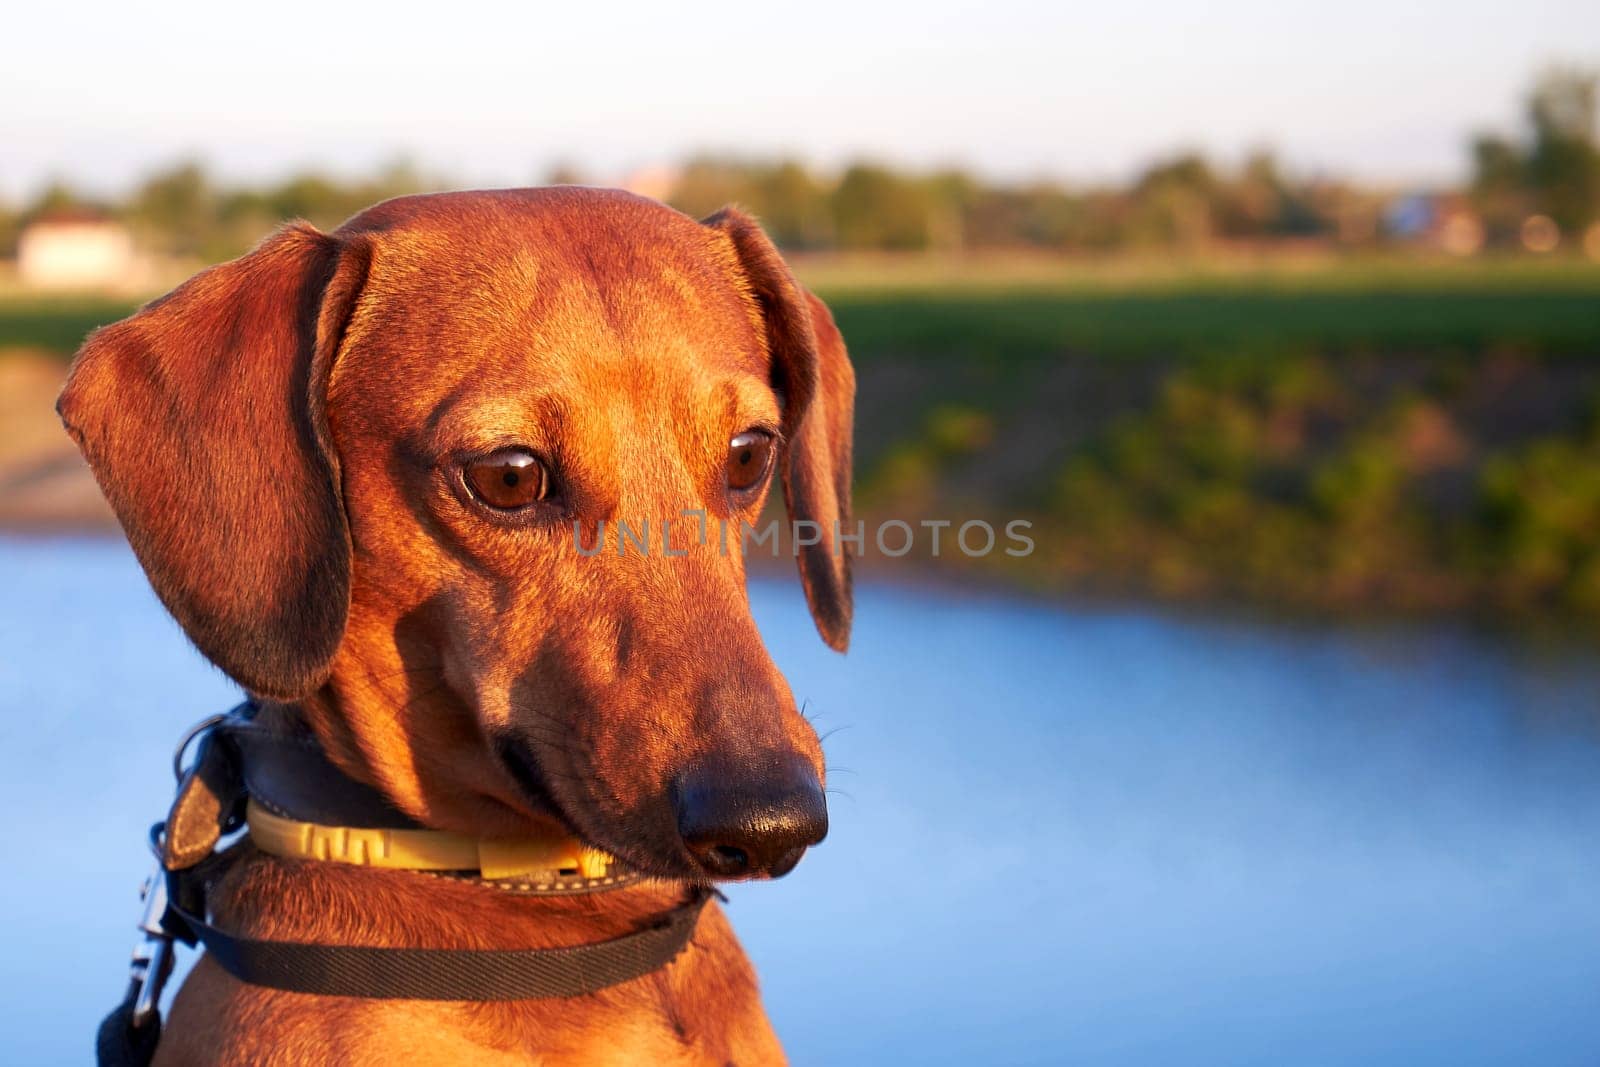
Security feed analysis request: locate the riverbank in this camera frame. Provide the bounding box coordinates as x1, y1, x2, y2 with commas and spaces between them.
5, 254, 1600, 628
0, 351, 114, 532
814, 258, 1600, 627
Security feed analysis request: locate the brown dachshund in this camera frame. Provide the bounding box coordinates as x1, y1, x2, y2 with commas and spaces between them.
59, 187, 854, 1065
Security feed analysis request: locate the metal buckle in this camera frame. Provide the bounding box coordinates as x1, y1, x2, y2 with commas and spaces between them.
172, 711, 229, 782
127, 842, 174, 1028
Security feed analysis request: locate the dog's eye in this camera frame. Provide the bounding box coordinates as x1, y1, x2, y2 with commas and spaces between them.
464, 448, 548, 510
726, 430, 774, 493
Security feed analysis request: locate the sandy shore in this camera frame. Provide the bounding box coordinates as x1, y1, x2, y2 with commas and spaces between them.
0, 352, 117, 533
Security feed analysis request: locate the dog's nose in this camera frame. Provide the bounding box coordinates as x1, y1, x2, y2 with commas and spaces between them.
673, 759, 828, 880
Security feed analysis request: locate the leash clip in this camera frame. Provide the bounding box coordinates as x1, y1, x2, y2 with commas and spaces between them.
125, 819, 189, 1030
127, 853, 175, 1029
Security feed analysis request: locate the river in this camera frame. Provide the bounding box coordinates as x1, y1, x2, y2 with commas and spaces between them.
1, 536, 1597, 1064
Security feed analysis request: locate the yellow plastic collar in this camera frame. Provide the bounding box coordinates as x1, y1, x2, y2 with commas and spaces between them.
246, 799, 615, 881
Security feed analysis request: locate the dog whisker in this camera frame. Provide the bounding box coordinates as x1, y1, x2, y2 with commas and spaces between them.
817, 724, 853, 746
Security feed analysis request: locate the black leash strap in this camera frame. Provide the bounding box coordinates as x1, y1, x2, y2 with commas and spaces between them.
173, 890, 709, 1000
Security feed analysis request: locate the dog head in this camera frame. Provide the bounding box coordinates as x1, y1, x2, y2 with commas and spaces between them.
58, 188, 854, 881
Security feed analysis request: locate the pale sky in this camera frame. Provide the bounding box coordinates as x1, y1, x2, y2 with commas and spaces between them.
3, 0, 1596, 200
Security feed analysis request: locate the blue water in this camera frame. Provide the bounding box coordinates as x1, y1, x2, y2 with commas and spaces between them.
2, 536, 1599, 1065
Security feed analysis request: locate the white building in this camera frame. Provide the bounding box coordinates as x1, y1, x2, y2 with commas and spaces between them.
17, 213, 137, 289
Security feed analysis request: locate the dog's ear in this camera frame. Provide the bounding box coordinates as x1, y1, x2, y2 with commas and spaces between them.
704, 208, 856, 651
57, 223, 370, 698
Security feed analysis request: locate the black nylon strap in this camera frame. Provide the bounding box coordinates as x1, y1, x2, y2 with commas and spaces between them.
172, 890, 709, 1000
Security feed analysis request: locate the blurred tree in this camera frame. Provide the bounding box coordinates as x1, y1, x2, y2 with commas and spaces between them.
1469, 66, 1599, 244
923, 169, 977, 251
832, 163, 931, 250
1524, 67, 1599, 233
1469, 134, 1528, 242
129, 161, 215, 255
24, 180, 97, 220
1220, 151, 1327, 238
229, 158, 436, 234
1130, 154, 1217, 248
544, 162, 589, 186
30, 68, 1593, 267
667, 156, 754, 221
367, 157, 432, 204
267, 173, 358, 226
0, 202, 17, 258
749, 160, 832, 249
958, 180, 1088, 249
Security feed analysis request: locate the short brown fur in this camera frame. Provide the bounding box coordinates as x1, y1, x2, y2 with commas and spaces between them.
59, 188, 855, 1065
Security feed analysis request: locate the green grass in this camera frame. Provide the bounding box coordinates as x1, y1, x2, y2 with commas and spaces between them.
0, 296, 139, 356
5, 256, 1599, 363
822, 289, 1600, 362
795, 255, 1600, 363
794, 250, 1600, 293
